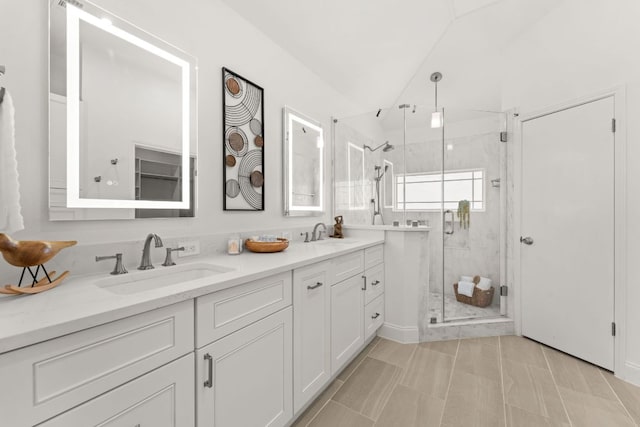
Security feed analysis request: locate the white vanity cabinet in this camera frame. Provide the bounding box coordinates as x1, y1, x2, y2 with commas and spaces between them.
293, 261, 331, 413
0, 300, 194, 427
195, 272, 293, 427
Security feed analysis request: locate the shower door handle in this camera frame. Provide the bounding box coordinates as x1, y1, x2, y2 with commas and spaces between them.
520, 236, 534, 245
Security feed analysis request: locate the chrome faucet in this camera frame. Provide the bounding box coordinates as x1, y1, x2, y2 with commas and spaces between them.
96, 253, 128, 275
139, 233, 163, 270
311, 223, 327, 242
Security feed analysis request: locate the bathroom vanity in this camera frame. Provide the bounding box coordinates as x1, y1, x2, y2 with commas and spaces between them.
0, 238, 384, 427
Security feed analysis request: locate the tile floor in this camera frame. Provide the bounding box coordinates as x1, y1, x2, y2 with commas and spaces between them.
427, 291, 502, 322
292, 335, 640, 427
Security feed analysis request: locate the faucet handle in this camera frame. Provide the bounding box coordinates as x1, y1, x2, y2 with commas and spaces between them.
96, 253, 128, 275
300, 232, 309, 243
162, 247, 185, 267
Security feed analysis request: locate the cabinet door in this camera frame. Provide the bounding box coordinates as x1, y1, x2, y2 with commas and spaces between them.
197, 307, 293, 427
331, 274, 364, 375
40, 353, 194, 427
293, 261, 331, 413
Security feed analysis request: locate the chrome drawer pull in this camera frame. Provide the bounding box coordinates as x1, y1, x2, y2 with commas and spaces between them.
371, 312, 381, 319
204, 353, 213, 388
372, 280, 380, 286
307, 282, 323, 290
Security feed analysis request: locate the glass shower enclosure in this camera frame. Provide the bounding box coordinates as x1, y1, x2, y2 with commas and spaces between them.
333, 104, 507, 325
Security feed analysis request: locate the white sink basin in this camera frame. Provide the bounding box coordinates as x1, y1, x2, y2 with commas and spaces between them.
96, 263, 234, 295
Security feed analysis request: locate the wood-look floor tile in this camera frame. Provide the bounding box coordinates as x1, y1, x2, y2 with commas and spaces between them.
502, 358, 568, 422
441, 369, 506, 427
374, 384, 445, 427
368, 338, 417, 369
455, 337, 501, 382
308, 401, 374, 427
602, 371, 640, 424
543, 346, 618, 401
500, 336, 547, 369
420, 339, 459, 356
333, 357, 402, 420
446, 369, 505, 420
505, 405, 571, 427
557, 386, 635, 427
292, 380, 343, 427
337, 338, 379, 381
400, 346, 455, 399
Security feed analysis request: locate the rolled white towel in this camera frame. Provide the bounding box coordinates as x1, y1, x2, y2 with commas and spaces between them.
460, 275, 474, 283
477, 277, 492, 291
457, 280, 476, 297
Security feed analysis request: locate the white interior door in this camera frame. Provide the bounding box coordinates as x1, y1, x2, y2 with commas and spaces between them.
521, 96, 615, 370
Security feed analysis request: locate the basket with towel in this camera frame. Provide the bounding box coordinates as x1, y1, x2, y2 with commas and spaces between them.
453, 275, 494, 307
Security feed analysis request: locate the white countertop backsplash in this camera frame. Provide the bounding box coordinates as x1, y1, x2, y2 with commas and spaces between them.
0, 230, 383, 354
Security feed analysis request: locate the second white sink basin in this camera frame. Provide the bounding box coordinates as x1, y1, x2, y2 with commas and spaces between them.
96, 263, 234, 295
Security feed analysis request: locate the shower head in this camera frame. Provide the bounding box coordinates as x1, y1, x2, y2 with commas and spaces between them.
382, 142, 394, 152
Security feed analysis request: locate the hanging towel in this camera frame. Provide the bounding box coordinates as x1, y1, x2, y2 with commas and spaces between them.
457, 280, 476, 297
0, 90, 24, 233
477, 277, 492, 291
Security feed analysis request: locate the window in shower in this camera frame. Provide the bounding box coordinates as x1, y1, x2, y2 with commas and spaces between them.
395, 169, 485, 211
347, 142, 366, 209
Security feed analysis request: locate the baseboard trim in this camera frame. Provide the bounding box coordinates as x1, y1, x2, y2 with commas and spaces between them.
378, 322, 419, 344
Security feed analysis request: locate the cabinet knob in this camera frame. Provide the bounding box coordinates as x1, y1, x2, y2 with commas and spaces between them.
307, 282, 323, 290
372, 280, 380, 286
371, 312, 381, 319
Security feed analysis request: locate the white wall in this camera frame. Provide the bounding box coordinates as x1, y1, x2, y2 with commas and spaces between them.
502, 0, 640, 382
1, 0, 359, 249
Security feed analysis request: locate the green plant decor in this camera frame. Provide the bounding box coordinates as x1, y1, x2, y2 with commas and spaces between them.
457, 199, 470, 229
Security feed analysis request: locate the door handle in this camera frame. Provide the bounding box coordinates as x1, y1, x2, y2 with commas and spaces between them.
307, 282, 323, 290
204, 353, 213, 388
362, 275, 367, 291
520, 236, 534, 245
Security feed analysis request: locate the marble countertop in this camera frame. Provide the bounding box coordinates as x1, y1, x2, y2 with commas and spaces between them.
0, 237, 383, 354
345, 224, 431, 232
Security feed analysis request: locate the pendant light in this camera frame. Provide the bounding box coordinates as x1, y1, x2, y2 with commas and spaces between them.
430, 72, 443, 128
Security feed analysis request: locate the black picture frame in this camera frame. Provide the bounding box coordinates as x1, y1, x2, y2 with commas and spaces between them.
222, 67, 265, 211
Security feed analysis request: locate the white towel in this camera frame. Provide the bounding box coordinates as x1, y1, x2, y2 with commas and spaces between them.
457, 280, 476, 297
460, 275, 474, 283
477, 277, 492, 291
0, 91, 24, 233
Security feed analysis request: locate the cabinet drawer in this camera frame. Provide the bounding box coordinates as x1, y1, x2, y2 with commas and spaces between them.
0, 300, 194, 427
364, 245, 384, 270
196, 271, 292, 347
364, 294, 385, 341
41, 353, 195, 427
331, 250, 364, 284
364, 263, 384, 305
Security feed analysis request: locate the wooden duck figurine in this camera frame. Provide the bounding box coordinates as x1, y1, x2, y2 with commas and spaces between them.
0, 233, 77, 295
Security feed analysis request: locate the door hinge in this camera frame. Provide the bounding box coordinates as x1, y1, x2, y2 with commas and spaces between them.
612, 322, 616, 337
500, 285, 508, 296
612, 118, 616, 133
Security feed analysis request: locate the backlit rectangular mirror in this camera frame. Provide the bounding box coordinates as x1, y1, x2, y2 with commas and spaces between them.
49, 0, 197, 220
283, 106, 324, 216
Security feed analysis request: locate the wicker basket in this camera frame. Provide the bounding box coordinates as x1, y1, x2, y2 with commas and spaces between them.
244, 238, 289, 253
453, 283, 495, 308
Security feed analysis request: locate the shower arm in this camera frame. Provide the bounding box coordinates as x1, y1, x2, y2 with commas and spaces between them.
363, 141, 391, 152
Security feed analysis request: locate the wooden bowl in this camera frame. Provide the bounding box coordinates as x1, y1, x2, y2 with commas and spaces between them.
244, 238, 289, 253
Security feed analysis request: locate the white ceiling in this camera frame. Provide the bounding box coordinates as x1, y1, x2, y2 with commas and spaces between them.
221, 0, 562, 116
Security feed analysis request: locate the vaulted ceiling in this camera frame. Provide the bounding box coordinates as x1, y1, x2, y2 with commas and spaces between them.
221, 0, 563, 118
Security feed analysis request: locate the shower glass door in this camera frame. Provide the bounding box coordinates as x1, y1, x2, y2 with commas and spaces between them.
429, 108, 507, 323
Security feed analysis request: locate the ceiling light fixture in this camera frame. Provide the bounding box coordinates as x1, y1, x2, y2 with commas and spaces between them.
430, 72, 443, 128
